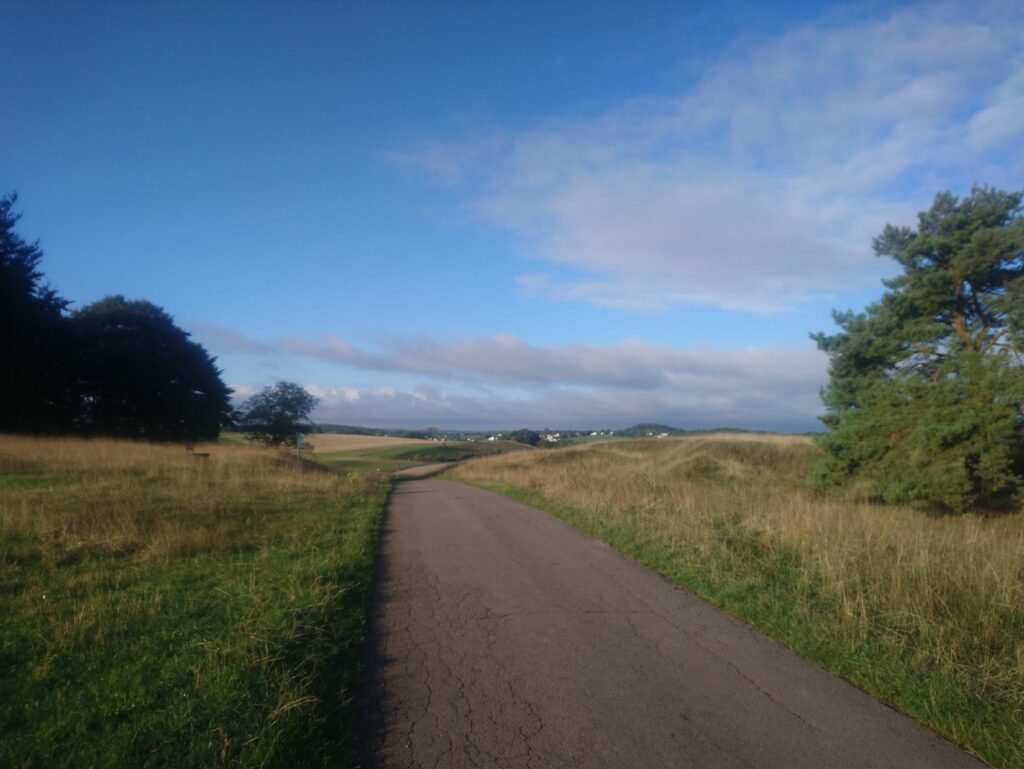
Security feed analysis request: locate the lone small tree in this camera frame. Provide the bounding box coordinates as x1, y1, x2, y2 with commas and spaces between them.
812, 186, 1024, 511
237, 381, 319, 446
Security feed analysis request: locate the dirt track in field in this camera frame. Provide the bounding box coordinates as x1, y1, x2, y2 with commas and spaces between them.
358, 479, 985, 769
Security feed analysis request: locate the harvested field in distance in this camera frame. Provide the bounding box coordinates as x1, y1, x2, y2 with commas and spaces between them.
295, 433, 431, 452
449, 434, 1024, 767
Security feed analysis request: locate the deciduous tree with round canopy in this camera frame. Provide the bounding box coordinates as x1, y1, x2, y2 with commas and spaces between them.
73, 296, 233, 441
236, 381, 319, 446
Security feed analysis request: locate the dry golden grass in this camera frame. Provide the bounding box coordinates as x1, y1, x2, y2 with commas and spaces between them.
681, 431, 814, 445
301, 433, 430, 453
450, 435, 1024, 765
452, 436, 1023, 610
0, 434, 378, 563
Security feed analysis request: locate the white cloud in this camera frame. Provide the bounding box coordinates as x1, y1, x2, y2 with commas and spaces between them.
965, 67, 1024, 152
398, 3, 1024, 313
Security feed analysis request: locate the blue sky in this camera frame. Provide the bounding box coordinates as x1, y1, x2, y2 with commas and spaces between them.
4, 1, 1022, 430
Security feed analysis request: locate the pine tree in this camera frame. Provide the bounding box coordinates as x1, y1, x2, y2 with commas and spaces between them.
812, 186, 1024, 511
0, 193, 77, 432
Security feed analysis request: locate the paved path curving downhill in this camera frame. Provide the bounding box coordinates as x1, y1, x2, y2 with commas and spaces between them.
358, 479, 986, 769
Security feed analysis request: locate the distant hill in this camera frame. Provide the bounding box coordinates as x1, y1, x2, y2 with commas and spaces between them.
315, 424, 379, 435
618, 423, 686, 437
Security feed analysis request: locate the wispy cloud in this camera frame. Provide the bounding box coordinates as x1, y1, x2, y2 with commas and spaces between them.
395, 3, 1024, 313
277, 335, 398, 371
189, 323, 275, 355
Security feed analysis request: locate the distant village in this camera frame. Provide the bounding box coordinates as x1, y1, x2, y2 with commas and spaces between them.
314, 423, 685, 446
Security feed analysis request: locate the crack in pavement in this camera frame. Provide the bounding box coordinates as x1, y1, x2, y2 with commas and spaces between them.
357, 479, 985, 769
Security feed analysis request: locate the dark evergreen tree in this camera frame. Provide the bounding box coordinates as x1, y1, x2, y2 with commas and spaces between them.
236, 381, 319, 446
0, 193, 77, 432
73, 296, 233, 440
813, 186, 1024, 511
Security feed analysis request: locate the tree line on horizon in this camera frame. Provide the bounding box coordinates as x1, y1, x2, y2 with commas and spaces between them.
1, 193, 232, 440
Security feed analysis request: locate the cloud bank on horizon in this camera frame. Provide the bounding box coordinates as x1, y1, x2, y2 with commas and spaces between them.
202, 2, 1021, 432
196, 324, 826, 431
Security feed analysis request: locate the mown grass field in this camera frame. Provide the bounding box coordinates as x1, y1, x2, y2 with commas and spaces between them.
449, 434, 1024, 767
0, 435, 389, 769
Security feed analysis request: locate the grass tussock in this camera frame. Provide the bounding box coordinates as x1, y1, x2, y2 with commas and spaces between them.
450, 435, 1024, 767
0, 434, 389, 769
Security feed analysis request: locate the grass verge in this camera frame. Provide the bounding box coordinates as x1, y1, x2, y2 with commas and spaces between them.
449, 436, 1023, 768
0, 435, 389, 769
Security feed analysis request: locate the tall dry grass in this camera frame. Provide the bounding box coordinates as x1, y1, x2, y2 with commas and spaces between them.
0, 434, 367, 562
450, 435, 1024, 766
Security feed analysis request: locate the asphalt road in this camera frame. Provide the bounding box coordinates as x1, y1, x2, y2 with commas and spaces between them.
358, 479, 986, 769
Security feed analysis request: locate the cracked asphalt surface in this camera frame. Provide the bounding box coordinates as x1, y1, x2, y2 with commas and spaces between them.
357, 479, 985, 769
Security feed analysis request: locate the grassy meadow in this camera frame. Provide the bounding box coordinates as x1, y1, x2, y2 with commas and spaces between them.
449, 434, 1024, 767
222, 431, 534, 474
0, 435, 388, 769
312, 437, 531, 474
